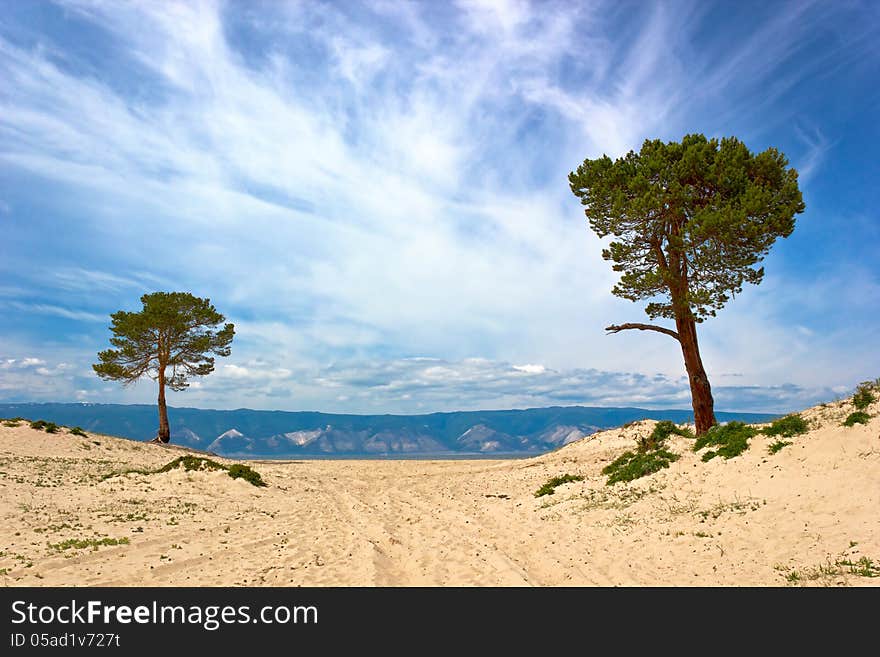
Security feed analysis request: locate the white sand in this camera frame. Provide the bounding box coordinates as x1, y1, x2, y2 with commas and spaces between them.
1, 398, 878, 586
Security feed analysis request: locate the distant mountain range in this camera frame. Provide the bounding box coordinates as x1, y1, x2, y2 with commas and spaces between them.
0, 402, 780, 458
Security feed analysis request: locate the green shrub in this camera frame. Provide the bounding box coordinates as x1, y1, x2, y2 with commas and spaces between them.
762, 414, 809, 438
535, 473, 584, 497
28, 419, 60, 433
48, 537, 129, 552
694, 421, 757, 461
69, 427, 88, 437
602, 449, 679, 485
156, 455, 268, 487
227, 463, 268, 487
157, 455, 226, 473
638, 420, 693, 452
843, 411, 870, 427
768, 440, 792, 455
852, 382, 877, 411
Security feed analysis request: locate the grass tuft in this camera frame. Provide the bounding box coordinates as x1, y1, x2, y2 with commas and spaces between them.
852, 381, 878, 411
602, 449, 679, 485
637, 420, 693, 452
694, 422, 757, 461
156, 455, 227, 474
768, 440, 792, 455
842, 411, 870, 427
762, 414, 809, 438
104, 455, 272, 488
47, 536, 130, 552
535, 473, 584, 497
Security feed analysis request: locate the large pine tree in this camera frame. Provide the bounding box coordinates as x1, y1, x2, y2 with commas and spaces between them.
569, 134, 804, 435
93, 292, 234, 443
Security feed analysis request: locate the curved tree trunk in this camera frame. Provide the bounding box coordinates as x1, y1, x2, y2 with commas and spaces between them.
157, 366, 170, 443
675, 314, 716, 435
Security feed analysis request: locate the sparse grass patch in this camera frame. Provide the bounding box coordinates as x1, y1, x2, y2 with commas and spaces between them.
852, 381, 878, 411
69, 427, 88, 437
843, 411, 870, 427
227, 463, 268, 487
783, 554, 880, 586
762, 414, 809, 438
638, 420, 693, 452
104, 455, 268, 488
768, 440, 792, 455
28, 420, 60, 433
697, 497, 764, 521
156, 455, 227, 474
535, 473, 584, 497
47, 537, 130, 552
694, 422, 757, 461
837, 556, 880, 577
602, 449, 679, 485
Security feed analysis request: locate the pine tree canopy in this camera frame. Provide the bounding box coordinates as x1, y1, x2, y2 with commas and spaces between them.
568, 133, 805, 322
93, 292, 234, 390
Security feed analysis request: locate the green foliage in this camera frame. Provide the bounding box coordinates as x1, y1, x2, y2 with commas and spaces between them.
837, 556, 880, 578
602, 449, 679, 485
157, 455, 226, 473
852, 381, 877, 411
94, 291, 234, 389
694, 421, 757, 461
29, 420, 59, 433
156, 455, 267, 487
768, 440, 792, 455
843, 412, 870, 427
638, 420, 693, 452
47, 537, 130, 552
69, 427, 88, 437
227, 463, 268, 488
569, 134, 805, 322
762, 414, 809, 438
535, 473, 584, 497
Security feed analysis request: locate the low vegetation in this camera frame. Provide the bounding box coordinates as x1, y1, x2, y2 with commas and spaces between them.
638, 420, 693, 451
68, 426, 88, 437
602, 449, 679, 485
852, 380, 878, 411
29, 420, 60, 433
840, 379, 878, 428
601, 420, 690, 485
47, 536, 130, 552
768, 440, 792, 455
693, 421, 758, 462
535, 473, 584, 497
762, 414, 809, 438
107, 455, 268, 488
782, 554, 880, 585
843, 411, 871, 427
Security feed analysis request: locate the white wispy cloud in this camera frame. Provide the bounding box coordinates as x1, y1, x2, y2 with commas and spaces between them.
0, 0, 877, 412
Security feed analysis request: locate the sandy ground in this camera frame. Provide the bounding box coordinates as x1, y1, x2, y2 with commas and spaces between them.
1, 398, 878, 587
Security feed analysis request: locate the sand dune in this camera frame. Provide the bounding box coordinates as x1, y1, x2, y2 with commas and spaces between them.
1, 398, 878, 586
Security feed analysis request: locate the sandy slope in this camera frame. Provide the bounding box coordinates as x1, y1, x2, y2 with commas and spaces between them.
1, 398, 878, 587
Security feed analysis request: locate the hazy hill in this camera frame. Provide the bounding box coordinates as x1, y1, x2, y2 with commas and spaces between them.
0, 402, 778, 457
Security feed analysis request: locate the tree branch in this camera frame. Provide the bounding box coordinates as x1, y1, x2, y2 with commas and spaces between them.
605, 323, 680, 341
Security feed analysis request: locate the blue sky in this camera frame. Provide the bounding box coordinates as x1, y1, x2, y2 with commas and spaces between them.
1, 0, 878, 414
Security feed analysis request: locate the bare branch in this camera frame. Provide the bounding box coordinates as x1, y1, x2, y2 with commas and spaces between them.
605, 323, 680, 341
